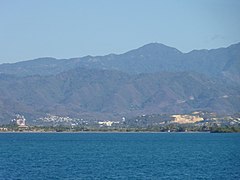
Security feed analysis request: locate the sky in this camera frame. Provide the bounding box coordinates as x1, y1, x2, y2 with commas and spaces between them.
0, 0, 240, 63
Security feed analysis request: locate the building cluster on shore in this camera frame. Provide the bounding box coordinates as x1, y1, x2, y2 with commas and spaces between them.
0, 112, 240, 133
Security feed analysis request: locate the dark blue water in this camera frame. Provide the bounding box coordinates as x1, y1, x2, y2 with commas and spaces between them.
0, 133, 240, 179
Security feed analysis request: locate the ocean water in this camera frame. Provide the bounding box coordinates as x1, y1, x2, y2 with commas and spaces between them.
0, 133, 240, 180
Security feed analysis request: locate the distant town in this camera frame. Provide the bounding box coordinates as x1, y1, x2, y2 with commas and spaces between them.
1, 111, 240, 133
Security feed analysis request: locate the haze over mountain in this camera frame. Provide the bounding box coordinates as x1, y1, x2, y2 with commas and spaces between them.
0, 43, 239, 124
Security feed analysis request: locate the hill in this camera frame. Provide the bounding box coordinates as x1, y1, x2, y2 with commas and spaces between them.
0, 68, 239, 124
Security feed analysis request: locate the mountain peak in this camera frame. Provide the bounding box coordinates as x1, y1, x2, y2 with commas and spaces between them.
142, 42, 169, 48
134, 42, 182, 55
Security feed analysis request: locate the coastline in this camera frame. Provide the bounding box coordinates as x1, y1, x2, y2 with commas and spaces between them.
0, 131, 221, 134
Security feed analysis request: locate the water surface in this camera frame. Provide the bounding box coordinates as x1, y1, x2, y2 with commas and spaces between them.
0, 133, 239, 179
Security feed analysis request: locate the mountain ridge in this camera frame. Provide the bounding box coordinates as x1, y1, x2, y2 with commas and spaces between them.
0, 42, 239, 124
0, 42, 239, 80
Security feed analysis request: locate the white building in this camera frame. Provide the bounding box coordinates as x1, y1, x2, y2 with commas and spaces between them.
12, 114, 27, 127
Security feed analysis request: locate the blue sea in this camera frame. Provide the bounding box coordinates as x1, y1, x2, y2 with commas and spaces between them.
0, 133, 240, 179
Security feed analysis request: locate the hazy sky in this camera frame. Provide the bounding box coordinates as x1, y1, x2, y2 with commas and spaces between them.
0, 0, 240, 63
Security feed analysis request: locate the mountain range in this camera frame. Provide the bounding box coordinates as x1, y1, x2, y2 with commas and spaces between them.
0, 43, 239, 124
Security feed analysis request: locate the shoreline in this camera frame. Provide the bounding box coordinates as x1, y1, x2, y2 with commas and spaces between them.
0, 131, 224, 134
